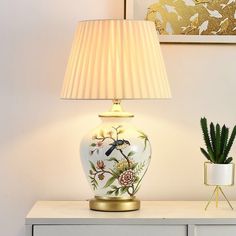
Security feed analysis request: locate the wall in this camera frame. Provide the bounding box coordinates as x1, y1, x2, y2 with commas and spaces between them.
0, 0, 236, 236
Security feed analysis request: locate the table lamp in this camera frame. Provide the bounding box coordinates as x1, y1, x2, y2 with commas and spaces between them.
61, 20, 171, 211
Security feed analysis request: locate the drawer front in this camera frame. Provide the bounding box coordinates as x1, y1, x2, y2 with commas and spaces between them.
196, 225, 236, 236
34, 225, 187, 236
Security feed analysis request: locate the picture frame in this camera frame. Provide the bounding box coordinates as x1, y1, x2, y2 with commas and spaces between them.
125, 0, 236, 44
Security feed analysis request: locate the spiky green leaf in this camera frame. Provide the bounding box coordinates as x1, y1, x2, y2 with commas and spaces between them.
210, 122, 216, 151
224, 126, 236, 158
225, 157, 233, 164
200, 148, 214, 162
220, 126, 228, 154
200, 117, 214, 160
215, 123, 221, 162
218, 126, 229, 163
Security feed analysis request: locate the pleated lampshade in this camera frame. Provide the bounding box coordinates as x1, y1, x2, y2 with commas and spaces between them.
61, 20, 171, 100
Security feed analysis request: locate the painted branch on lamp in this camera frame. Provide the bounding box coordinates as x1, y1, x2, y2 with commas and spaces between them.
61, 20, 171, 211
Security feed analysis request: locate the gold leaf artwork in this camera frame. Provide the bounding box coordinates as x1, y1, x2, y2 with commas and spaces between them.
146, 0, 236, 35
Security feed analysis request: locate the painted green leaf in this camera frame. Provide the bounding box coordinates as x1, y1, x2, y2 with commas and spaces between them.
134, 161, 146, 175
106, 157, 119, 163
117, 129, 124, 134
90, 143, 96, 147
103, 176, 116, 188
134, 176, 140, 183
131, 162, 138, 170
109, 168, 119, 177
89, 161, 97, 172
93, 178, 98, 186
138, 131, 149, 151
138, 130, 147, 137
144, 139, 147, 151
106, 190, 115, 195
128, 151, 135, 157
92, 182, 98, 190
120, 186, 127, 194
114, 188, 119, 196
110, 185, 117, 190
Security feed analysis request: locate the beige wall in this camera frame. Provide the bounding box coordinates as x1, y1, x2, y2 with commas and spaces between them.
0, 0, 236, 235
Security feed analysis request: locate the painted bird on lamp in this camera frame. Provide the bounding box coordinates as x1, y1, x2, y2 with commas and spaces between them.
105, 139, 130, 156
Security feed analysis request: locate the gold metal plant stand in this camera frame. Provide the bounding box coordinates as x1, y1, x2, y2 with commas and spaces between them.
205, 186, 233, 210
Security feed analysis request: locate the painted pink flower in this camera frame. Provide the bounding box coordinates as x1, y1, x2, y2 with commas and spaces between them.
97, 160, 105, 170
119, 170, 135, 187
97, 141, 103, 147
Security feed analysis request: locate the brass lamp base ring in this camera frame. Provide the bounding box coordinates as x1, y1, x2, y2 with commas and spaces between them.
89, 197, 140, 212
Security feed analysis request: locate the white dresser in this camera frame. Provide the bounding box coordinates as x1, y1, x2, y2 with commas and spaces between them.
25, 201, 236, 236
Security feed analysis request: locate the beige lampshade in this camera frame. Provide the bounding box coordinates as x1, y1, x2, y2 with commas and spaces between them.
61, 20, 171, 100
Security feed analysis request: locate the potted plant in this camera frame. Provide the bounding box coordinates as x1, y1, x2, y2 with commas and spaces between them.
200, 117, 236, 186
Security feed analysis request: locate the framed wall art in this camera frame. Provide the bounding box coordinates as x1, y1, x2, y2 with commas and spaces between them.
125, 0, 236, 43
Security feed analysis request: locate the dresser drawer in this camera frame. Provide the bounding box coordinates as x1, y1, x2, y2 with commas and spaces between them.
196, 225, 236, 236
34, 225, 187, 236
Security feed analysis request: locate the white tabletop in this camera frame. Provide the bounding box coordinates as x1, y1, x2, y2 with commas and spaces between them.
25, 201, 236, 225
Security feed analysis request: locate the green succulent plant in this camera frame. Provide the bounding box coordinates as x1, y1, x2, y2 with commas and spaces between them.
200, 117, 236, 164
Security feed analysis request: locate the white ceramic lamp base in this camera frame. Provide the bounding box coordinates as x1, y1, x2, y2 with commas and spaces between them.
80, 101, 151, 211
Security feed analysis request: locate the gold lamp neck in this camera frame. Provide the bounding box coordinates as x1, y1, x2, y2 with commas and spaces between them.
99, 100, 134, 118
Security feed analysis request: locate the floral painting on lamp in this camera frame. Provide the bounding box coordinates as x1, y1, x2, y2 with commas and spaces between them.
80, 123, 151, 198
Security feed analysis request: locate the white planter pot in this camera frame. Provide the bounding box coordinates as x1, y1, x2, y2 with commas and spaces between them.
204, 162, 235, 186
